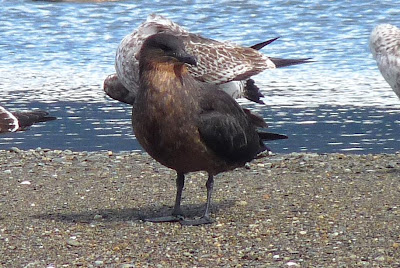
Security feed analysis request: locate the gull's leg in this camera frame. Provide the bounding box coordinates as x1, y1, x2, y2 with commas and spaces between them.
171, 172, 185, 217
203, 174, 214, 220
144, 172, 185, 223
180, 174, 214, 226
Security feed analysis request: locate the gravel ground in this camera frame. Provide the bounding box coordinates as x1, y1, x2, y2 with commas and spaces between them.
1, 148, 399, 267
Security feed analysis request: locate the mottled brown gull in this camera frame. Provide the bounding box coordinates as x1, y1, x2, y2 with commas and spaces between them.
104, 14, 311, 105
370, 24, 400, 99
0, 105, 56, 134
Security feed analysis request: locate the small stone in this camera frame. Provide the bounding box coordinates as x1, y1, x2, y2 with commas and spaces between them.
52, 157, 66, 164
349, 254, 357, 259
120, 265, 135, 268
182, 252, 192, 257
93, 214, 103, 220
23, 261, 41, 267
66, 239, 81, 247
299, 231, 307, 235
10, 147, 21, 153
20, 180, 31, 185
236, 200, 248, 206
386, 162, 396, 168
94, 260, 104, 266
330, 232, 339, 237
375, 256, 385, 262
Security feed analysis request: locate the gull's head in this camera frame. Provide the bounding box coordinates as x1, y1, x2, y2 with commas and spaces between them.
140, 33, 197, 66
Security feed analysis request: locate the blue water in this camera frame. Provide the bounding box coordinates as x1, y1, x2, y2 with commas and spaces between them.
0, 0, 399, 153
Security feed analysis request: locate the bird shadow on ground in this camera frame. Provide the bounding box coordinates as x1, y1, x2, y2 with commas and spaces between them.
384, 168, 400, 174
372, 167, 400, 176
32, 200, 236, 224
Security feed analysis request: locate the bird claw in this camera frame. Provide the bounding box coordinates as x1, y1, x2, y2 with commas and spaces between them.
143, 215, 183, 223
179, 216, 214, 226
144, 214, 213, 226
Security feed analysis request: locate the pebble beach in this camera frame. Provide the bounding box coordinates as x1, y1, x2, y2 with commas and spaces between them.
1, 148, 399, 267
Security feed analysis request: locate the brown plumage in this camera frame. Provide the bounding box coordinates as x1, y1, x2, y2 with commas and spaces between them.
104, 14, 312, 105
132, 33, 287, 225
0, 105, 56, 134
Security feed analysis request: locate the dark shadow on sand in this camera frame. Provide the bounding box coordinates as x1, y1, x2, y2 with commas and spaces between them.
32, 200, 236, 223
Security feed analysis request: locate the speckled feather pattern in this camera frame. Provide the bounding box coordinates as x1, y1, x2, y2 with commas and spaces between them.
370, 24, 400, 98
0, 106, 56, 133
115, 14, 275, 96
0, 106, 19, 133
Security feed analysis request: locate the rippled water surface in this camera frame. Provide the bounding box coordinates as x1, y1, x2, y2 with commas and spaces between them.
1, 0, 399, 153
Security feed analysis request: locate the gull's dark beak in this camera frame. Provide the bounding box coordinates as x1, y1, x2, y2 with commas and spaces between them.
176, 52, 197, 66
